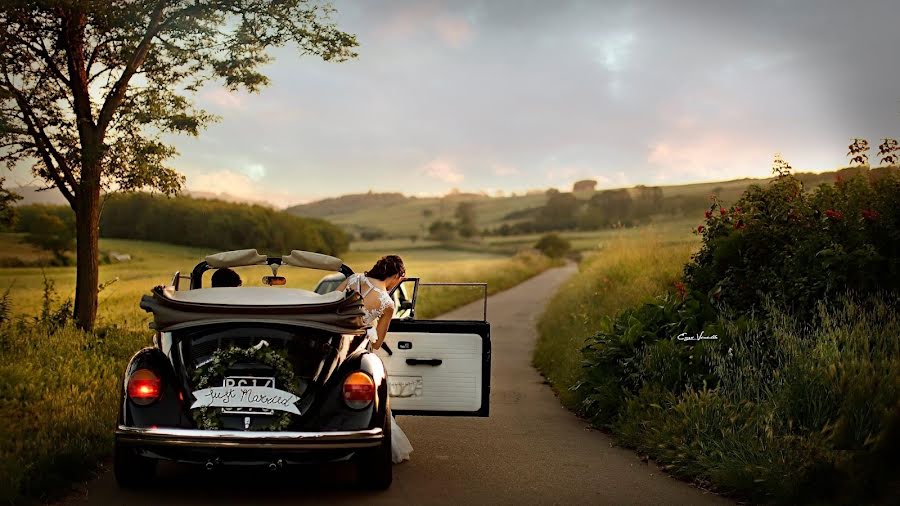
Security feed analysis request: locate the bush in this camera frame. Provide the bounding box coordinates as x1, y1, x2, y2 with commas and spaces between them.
578, 291, 720, 425
685, 167, 900, 316
534, 233, 571, 259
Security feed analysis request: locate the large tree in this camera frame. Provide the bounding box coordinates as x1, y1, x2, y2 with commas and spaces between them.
0, 1, 357, 330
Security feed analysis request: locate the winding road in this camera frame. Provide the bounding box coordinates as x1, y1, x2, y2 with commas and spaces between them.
68, 264, 729, 505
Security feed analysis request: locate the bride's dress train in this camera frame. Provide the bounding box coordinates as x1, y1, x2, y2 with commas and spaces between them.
391, 414, 413, 463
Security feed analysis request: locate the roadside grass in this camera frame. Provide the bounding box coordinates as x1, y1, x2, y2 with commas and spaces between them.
0, 321, 144, 504
533, 222, 900, 503
533, 231, 697, 409
0, 236, 556, 505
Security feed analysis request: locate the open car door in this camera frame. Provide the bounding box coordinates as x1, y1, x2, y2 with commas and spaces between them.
376, 278, 490, 417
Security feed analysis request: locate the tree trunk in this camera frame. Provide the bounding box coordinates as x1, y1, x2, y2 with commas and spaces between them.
73, 163, 101, 331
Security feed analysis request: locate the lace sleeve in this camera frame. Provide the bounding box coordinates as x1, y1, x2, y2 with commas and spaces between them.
378, 291, 395, 313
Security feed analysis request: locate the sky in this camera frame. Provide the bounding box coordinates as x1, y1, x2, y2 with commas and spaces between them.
13, 0, 900, 207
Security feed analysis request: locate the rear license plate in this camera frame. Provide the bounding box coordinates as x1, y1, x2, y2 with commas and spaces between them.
222, 376, 275, 415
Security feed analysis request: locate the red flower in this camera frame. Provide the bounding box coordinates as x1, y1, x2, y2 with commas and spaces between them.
862, 209, 880, 221
733, 206, 742, 214
704, 210, 713, 219
697, 225, 705, 233
720, 208, 727, 216
734, 220, 745, 230
825, 209, 844, 220
674, 282, 687, 299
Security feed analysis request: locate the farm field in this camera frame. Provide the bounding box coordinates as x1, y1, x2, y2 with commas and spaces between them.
0, 234, 557, 326
351, 217, 700, 255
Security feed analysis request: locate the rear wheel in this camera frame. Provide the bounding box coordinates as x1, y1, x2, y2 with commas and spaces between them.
356, 411, 393, 490
114, 441, 157, 489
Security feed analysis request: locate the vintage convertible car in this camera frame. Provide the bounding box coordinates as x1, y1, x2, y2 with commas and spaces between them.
115, 249, 490, 490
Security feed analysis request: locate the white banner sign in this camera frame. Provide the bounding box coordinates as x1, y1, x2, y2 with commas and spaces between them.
191, 386, 300, 415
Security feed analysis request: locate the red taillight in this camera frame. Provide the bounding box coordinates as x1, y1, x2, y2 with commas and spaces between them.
127, 369, 161, 406
343, 371, 375, 409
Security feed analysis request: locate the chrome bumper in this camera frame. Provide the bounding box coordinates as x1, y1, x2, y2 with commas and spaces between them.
115, 425, 383, 450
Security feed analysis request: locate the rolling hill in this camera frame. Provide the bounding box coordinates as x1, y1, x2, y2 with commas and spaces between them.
285, 171, 844, 238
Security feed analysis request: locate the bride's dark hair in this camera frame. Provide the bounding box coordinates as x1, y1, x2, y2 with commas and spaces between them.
365, 255, 405, 280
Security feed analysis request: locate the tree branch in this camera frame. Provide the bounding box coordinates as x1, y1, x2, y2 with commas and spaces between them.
61, 9, 97, 142
2, 72, 77, 205
96, 2, 166, 134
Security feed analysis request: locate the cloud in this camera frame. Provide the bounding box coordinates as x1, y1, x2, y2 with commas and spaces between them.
187, 170, 299, 208
242, 163, 266, 181
594, 31, 636, 73
202, 88, 245, 110
492, 164, 520, 176
433, 15, 474, 48
647, 133, 773, 182
422, 159, 464, 184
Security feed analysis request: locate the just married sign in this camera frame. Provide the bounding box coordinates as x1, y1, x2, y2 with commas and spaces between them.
190, 386, 301, 415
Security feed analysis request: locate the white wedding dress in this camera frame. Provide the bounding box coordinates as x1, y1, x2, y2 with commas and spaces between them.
347, 273, 413, 464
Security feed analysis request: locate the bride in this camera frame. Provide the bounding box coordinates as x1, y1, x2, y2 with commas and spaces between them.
336, 255, 413, 464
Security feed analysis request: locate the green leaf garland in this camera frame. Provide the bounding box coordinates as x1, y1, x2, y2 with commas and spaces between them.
191, 344, 301, 431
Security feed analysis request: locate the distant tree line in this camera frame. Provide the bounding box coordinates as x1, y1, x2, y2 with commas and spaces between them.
490, 185, 675, 235
100, 194, 349, 255
9, 194, 350, 257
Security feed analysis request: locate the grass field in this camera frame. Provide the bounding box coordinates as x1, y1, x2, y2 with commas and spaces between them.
350, 217, 699, 257
0, 235, 557, 326
533, 231, 698, 408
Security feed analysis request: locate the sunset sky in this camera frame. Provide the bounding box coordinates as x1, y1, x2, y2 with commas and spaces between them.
12, 0, 900, 207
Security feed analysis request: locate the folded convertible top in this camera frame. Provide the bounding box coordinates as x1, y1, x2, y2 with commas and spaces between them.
140, 286, 367, 334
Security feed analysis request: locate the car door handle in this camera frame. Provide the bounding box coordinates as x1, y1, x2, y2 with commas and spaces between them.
381, 343, 393, 356
406, 358, 442, 366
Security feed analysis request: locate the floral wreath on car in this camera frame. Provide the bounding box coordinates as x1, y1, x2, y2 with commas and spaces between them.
191, 343, 299, 431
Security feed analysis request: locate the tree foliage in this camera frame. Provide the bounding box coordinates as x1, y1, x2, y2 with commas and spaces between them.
534, 233, 571, 259
14, 203, 76, 263
454, 201, 477, 238
0, 177, 21, 227
0, 1, 357, 328
99, 193, 349, 255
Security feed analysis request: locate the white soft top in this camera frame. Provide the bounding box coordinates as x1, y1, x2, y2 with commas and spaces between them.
168, 286, 344, 306
203, 249, 343, 271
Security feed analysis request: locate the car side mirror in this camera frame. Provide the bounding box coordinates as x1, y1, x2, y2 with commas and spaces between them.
399, 300, 414, 311
262, 275, 286, 286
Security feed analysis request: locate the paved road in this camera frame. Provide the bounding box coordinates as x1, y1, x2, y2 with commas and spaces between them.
68, 265, 729, 505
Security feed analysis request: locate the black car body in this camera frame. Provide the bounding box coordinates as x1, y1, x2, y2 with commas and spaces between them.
115, 249, 490, 490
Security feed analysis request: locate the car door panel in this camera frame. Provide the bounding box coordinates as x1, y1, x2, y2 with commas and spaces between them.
377, 319, 490, 417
